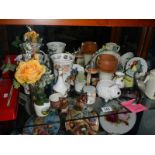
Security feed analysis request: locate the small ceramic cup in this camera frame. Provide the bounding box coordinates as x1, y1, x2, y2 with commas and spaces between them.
34, 102, 50, 117
105, 42, 120, 52
49, 93, 63, 109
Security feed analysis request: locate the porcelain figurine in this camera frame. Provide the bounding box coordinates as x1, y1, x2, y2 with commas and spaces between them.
96, 80, 121, 102
53, 69, 68, 97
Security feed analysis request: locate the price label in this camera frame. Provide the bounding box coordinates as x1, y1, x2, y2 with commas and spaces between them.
101, 106, 112, 113
3, 93, 8, 98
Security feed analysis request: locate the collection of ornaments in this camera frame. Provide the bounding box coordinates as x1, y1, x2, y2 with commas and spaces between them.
47, 41, 152, 112
15, 28, 155, 134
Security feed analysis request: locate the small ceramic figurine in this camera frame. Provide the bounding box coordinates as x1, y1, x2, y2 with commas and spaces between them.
76, 93, 88, 110
96, 80, 121, 102
53, 69, 68, 96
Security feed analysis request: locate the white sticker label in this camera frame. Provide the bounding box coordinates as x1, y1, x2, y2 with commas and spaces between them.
3, 93, 8, 98
101, 106, 112, 113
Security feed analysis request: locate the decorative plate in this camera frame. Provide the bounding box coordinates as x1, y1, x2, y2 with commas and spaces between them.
65, 107, 99, 135
120, 52, 134, 69
125, 57, 148, 78
23, 111, 60, 135
99, 112, 136, 135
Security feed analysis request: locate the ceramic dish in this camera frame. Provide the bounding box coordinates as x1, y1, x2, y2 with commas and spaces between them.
126, 57, 148, 78
65, 108, 99, 135
23, 111, 60, 135
99, 112, 136, 134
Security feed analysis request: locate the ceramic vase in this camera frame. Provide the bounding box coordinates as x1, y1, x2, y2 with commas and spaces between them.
34, 102, 50, 117
51, 53, 75, 81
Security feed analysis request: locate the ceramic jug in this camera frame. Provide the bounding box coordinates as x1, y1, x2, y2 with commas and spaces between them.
143, 69, 155, 100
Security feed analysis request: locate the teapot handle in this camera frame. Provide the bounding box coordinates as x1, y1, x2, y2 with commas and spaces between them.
116, 45, 120, 52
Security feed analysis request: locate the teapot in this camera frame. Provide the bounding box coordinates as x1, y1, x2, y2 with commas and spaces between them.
96, 80, 121, 102
138, 69, 155, 100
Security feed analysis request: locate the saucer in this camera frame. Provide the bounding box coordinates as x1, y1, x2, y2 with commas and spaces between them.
23, 111, 60, 135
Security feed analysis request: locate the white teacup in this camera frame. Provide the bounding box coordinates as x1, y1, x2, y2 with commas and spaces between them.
105, 42, 120, 52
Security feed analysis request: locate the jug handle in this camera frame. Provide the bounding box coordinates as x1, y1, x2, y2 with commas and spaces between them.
144, 74, 150, 84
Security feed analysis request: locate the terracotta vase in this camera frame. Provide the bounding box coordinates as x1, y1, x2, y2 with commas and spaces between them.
96, 54, 118, 73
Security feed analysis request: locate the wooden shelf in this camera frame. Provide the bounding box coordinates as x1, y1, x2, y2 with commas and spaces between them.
0, 19, 155, 27
0, 19, 154, 58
